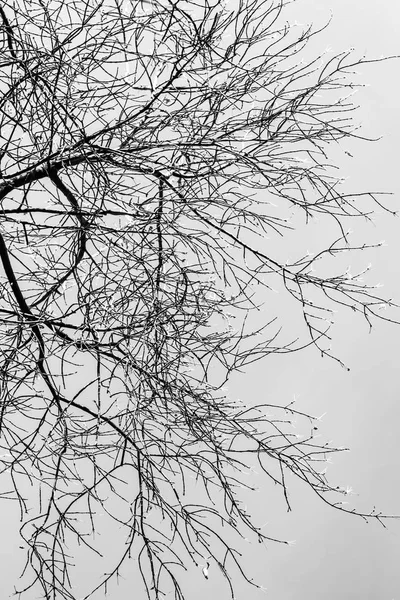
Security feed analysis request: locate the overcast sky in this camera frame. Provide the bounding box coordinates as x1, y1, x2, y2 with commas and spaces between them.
1, 1, 399, 599
233, 1, 400, 599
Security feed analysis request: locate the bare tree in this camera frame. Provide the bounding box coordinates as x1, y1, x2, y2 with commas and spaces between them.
0, 0, 397, 598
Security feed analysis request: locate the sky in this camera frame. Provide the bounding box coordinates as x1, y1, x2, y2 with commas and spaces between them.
232, 1, 400, 599
1, 1, 400, 599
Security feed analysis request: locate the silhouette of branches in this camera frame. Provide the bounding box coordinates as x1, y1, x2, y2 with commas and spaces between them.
0, 0, 397, 598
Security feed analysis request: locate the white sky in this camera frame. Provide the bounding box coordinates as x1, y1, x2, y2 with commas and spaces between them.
234, 1, 400, 599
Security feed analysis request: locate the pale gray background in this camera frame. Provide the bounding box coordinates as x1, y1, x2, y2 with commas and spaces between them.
1, 1, 399, 598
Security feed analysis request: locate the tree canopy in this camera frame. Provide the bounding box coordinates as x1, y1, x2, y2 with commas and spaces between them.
0, 0, 397, 598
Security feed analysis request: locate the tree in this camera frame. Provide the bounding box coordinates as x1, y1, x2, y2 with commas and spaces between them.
0, 0, 397, 598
